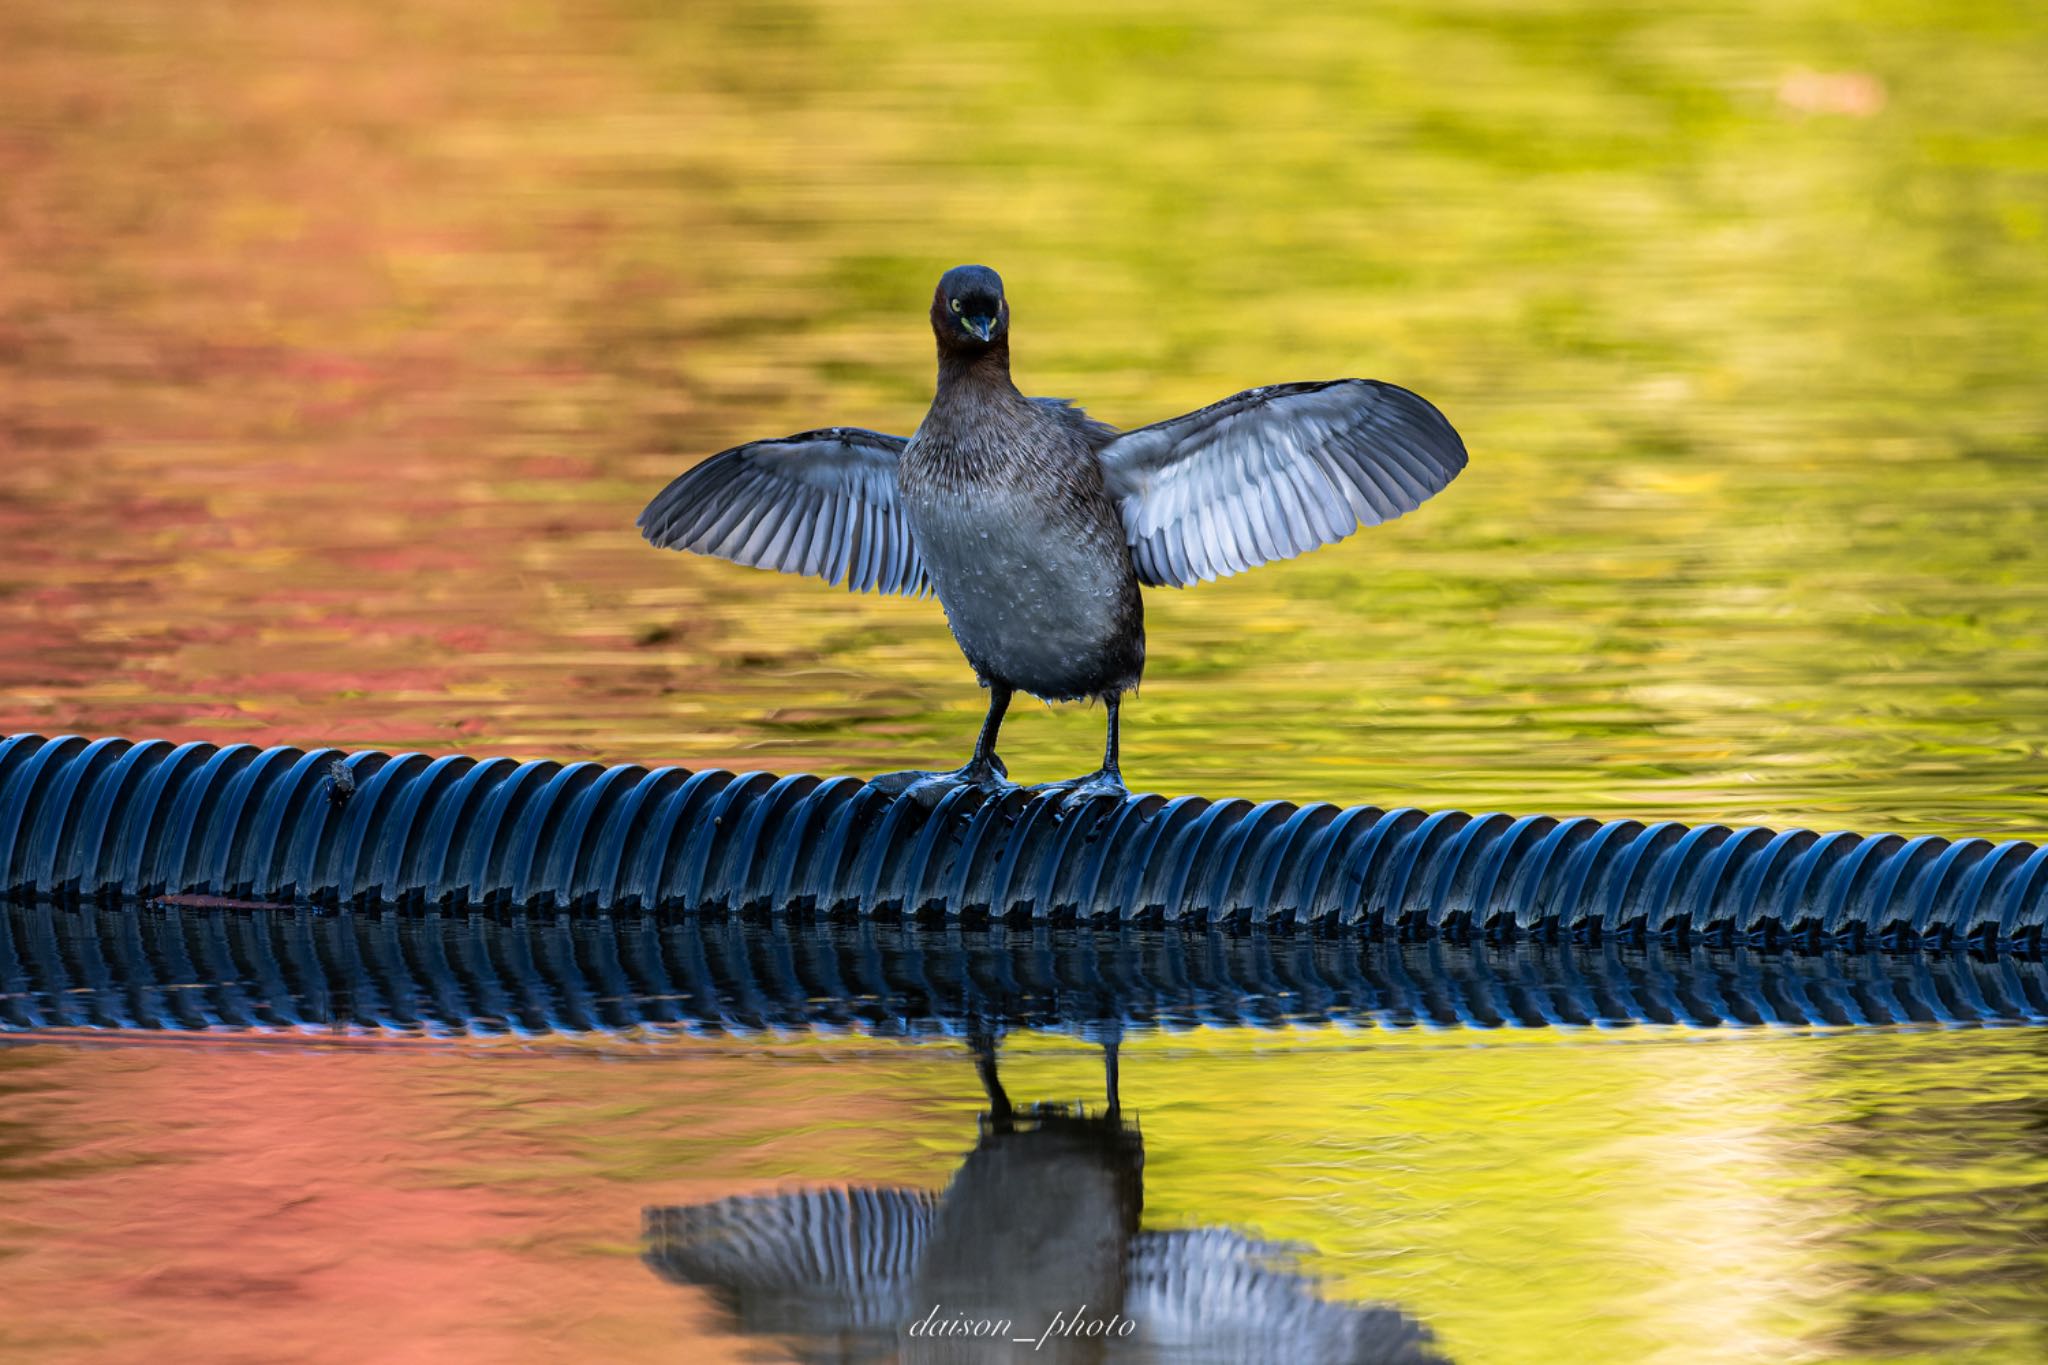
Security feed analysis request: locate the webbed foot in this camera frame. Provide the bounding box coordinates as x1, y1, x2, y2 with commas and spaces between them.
1030, 767, 1129, 802
867, 756, 1012, 803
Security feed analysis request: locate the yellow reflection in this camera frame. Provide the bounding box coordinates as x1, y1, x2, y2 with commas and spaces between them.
3, 0, 2045, 837
5, 1027, 2048, 1361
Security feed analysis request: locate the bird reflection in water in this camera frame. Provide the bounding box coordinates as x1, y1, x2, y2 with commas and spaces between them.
644, 1034, 1444, 1363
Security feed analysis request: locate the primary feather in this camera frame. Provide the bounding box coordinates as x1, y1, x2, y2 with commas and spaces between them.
1123, 1228, 1447, 1363
643, 1186, 937, 1337
637, 426, 929, 596
1095, 379, 1467, 588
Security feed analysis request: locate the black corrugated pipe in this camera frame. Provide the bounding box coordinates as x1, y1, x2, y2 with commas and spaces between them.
2, 732, 2044, 953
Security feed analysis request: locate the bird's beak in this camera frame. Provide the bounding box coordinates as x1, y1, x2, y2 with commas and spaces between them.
964, 315, 997, 342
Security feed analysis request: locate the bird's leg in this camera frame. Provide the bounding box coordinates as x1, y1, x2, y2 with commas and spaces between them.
971, 1029, 1015, 1130
1031, 691, 1130, 800
957, 680, 1012, 785
1103, 1041, 1121, 1119
868, 681, 1014, 796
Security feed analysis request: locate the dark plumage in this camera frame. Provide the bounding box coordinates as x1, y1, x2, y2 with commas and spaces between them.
639, 264, 1468, 796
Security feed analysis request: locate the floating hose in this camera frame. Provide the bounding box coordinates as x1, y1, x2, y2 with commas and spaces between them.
5, 903, 2043, 1035
2, 732, 2044, 953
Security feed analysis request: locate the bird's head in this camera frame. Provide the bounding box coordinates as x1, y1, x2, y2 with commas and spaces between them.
931, 264, 1009, 351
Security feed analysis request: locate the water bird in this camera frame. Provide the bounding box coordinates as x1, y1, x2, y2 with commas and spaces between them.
645, 1034, 1444, 1363
639, 265, 1467, 796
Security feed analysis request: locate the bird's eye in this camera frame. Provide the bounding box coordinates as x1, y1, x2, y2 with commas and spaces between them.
949, 298, 962, 313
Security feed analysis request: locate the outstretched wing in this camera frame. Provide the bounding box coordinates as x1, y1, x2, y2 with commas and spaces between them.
1095, 380, 1467, 588
643, 1187, 937, 1341
637, 427, 928, 595
1118, 1228, 1445, 1364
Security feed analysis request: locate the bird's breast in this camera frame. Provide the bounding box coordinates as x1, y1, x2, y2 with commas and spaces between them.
902, 469, 1141, 699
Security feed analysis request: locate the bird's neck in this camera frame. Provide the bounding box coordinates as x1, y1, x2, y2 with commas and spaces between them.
935, 335, 1017, 398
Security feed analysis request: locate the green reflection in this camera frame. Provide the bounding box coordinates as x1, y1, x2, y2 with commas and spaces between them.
3, 0, 2045, 832
5, 1028, 2045, 1361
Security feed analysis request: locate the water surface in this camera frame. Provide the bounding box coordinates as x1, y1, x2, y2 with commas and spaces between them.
3, 0, 2045, 832
4, 2, 2046, 1361
5, 1025, 2048, 1363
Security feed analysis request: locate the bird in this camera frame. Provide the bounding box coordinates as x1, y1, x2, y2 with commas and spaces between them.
644, 1033, 1446, 1364
638, 264, 1468, 798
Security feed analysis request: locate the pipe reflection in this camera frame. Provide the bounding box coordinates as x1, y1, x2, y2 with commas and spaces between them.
644, 1036, 1444, 1363
5, 902, 2045, 1036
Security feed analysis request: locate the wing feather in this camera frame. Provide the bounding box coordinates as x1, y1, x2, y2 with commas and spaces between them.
736, 482, 800, 566
852, 497, 878, 594
820, 488, 851, 582
695, 466, 767, 551
1273, 439, 1342, 547
1197, 498, 1230, 582
637, 427, 927, 596
1097, 380, 1467, 588
644, 1187, 937, 1339
1330, 442, 1401, 520
1245, 471, 1286, 562
1221, 484, 1257, 570
1166, 522, 1195, 587
795, 489, 829, 579
881, 508, 905, 594
702, 471, 773, 557
1116, 1228, 1445, 1364
1373, 433, 1437, 504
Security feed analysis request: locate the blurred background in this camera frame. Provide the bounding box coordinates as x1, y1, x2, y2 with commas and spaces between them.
5, 6, 2048, 1363
2, 0, 2045, 833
